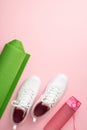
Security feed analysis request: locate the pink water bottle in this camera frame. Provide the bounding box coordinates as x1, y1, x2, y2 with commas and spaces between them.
44, 96, 81, 130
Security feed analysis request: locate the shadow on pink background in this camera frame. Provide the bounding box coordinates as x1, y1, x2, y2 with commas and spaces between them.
0, 0, 87, 130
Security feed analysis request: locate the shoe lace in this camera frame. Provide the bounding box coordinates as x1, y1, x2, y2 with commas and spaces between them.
12, 125, 17, 130
41, 85, 63, 107
12, 88, 35, 109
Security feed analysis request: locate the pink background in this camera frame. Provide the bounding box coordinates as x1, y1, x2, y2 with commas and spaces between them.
0, 0, 87, 130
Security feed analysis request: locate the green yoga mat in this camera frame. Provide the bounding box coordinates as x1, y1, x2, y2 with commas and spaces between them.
0, 39, 30, 118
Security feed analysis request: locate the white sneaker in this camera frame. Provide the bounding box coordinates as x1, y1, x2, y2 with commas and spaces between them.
30, 74, 68, 122
11, 76, 41, 129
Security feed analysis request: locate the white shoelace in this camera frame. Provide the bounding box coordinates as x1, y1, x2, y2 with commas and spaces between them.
12, 88, 35, 109
41, 85, 63, 107
12, 125, 17, 130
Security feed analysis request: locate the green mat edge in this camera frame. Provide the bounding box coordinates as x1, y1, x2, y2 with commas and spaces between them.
0, 53, 30, 118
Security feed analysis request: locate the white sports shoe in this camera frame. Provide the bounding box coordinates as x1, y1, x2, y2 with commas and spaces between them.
30, 74, 68, 122
11, 76, 41, 130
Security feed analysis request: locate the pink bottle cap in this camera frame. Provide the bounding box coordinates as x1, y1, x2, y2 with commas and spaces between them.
66, 96, 81, 111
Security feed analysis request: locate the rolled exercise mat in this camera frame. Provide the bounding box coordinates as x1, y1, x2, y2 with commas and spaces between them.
0, 39, 30, 118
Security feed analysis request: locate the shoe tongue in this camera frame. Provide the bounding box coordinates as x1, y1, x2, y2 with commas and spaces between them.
34, 102, 50, 117
17, 105, 26, 110
18, 100, 28, 108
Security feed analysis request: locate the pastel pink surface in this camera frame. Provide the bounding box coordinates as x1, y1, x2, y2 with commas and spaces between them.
0, 0, 87, 130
